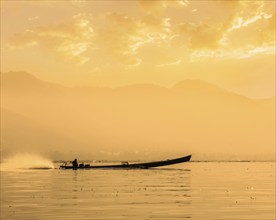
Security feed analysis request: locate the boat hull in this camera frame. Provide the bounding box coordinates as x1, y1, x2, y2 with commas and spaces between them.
60, 155, 192, 169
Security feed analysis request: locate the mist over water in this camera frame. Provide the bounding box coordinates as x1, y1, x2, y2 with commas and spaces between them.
0, 153, 54, 171
2, 72, 275, 161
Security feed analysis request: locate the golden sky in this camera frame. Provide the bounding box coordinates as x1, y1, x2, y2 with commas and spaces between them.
1, 0, 275, 98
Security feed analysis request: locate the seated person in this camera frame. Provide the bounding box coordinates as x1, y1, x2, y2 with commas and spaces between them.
71, 158, 78, 168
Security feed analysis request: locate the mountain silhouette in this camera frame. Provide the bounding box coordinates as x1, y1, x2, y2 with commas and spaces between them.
1, 71, 63, 94
1, 71, 275, 160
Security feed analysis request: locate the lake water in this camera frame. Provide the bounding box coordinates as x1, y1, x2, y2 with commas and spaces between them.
1, 162, 275, 220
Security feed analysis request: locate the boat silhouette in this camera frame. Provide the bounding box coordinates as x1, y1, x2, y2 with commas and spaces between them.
60, 155, 192, 169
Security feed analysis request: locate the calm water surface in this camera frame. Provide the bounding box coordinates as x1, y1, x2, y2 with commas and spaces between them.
1, 162, 275, 220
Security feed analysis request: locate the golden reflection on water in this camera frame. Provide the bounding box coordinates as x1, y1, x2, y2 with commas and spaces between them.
1, 162, 275, 220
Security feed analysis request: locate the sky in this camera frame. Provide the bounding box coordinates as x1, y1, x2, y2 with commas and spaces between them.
1, 0, 275, 98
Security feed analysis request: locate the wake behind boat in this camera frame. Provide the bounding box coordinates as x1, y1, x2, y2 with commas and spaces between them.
60, 155, 192, 169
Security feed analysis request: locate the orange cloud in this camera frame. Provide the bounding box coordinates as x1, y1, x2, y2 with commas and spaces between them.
174, 1, 275, 61
98, 12, 173, 66
139, 0, 189, 14
6, 1, 275, 67
9, 14, 94, 65
177, 22, 225, 50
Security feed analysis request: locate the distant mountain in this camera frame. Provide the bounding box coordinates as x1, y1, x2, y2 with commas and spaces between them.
173, 79, 226, 92
1, 71, 275, 160
1, 71, 63, 94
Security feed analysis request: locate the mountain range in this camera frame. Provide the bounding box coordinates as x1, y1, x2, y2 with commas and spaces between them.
1, 71, 275, 160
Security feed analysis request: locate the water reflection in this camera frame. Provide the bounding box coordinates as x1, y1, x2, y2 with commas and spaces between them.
59, 168, 192, 219
1, 163, 275, 220
3, 167, 190, 218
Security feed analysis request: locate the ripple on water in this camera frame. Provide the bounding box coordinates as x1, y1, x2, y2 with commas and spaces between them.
1, 162, 275, 220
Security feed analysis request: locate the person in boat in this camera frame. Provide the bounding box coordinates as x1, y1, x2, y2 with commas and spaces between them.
71, 158, 78, 168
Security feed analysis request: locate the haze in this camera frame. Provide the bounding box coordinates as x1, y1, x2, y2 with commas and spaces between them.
0, 1, 275, 161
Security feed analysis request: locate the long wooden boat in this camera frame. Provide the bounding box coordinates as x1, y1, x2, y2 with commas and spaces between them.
59, 155, 192, 169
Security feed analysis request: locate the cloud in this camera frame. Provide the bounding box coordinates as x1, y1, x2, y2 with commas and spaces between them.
177, 22, 226, 50
173, 1, 242, 51
9, 11, 175, 67
102, 1, 274, 65
139, 0, 189, 14
9, 14, 94, 65
221, 1, 275, 46
174, 1, 275, 61
98, 12, 173, 66
7, 1, 275, 67
189, 44, 275, 62
156, 58, 182, 67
